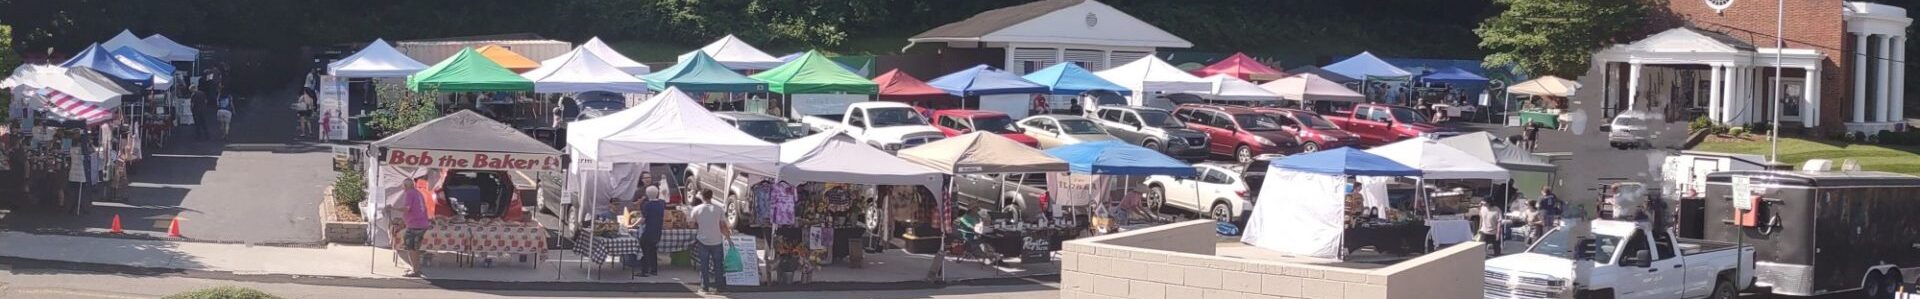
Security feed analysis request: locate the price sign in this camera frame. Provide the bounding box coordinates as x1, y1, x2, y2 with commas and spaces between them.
1021, 235, 1052, 264
1731, 176, 1753, 210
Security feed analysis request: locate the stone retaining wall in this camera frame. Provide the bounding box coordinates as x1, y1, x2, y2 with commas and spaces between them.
1060, 220, 1484, 299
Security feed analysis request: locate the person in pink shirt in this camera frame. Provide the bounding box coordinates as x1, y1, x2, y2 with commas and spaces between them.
395, 177, 434, 277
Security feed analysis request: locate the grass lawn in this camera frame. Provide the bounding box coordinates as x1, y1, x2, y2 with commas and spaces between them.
1693, 135, 1920, 176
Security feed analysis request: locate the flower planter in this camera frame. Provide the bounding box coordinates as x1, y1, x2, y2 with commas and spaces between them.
321, 186, 369, 245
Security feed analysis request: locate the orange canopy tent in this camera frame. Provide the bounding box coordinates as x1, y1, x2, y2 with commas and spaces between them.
872, 69, 957, 109
1193, 52, 1286, 81
475, 45, 540, 73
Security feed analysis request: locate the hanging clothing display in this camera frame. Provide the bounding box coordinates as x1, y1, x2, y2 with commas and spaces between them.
752, 180, 775, 225
771, 181, 797, 226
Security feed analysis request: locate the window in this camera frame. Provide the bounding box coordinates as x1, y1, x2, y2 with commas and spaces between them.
1621, 231, 1651, 266
1138, 109, 1184, 128
1234, 114, 1285, 131
1058, 119, 1107, 135
1289, 111, 1341, 130
1184, 110, 1215, 127
1202, 168, 1234, 184
1651, 230, 1677, 261
1365, 107, 1392, 122
1099, 110, 1122, 122
1121, 112, 1142, 127
1209, 112, 1236, 128
1026, 118, 1059, 133
849, 109, 867, 127
1388, 107, 1430, 124
972, 116, 1017, 133
939, 116, 969, 131
1016, 173, 1048, 187
867, 107, 929, 127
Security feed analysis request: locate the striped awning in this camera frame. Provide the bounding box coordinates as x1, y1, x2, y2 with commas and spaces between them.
40, 89, 116, 126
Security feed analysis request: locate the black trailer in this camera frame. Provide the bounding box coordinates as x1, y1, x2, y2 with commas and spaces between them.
1699, 170, 1920, 298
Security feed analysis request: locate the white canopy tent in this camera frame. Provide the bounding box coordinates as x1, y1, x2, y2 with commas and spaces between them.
1260, 73, 1365, 103
677, 34, 785, 71
737, 131, 946, 193
102, 30, 169, 60
1093, 56, 1211, 109
1203, 74, 1281, 101
566, 87, 779, 164
141, 34, 200, 62
328, 39, 431, 78
2, 64, 128, 108
579, 37, 652, 75
1243, 169, 1350, 259
1365, 137, 1509, 180
522, 49, 650, 94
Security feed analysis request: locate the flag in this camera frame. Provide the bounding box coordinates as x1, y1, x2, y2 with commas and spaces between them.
41, 88, 115, 126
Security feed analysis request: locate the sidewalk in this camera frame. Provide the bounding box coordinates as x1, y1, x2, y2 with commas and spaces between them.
0, 231, 1057, 288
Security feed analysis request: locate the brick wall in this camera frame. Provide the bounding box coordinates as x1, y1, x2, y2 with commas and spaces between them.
1649, 0, 1850, 131
1059, 220, 1485, 299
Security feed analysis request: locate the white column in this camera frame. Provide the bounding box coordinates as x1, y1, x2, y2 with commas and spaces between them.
1879, 35, 1895, 122
1856, 34, 1870, 123
1895, 36, 1908, 122
1806, 66, 1821, 127
1005, 45, 1019, 73
1732, 66, 1748, 124
1725, 65, 1740, 124
1627, 63, 1643, 111
1710, 65, 1725, 122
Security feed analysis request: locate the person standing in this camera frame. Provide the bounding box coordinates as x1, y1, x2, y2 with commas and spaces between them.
1537, 187, 1562, 230
193, 86, 215, 141
1477, 197, 1504, 255
216, 91, 233, 140
1523, 122, 1541, 151
294, 90, 315, 139
635, 186, 666, 277
395, 177, 433, 277
688, 192, 731, 294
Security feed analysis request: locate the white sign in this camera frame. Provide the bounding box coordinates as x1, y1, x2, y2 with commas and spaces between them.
790, 94, 869, 119
1731, 176, 1753, 210
1706, 0, 1734, 13
382, 148, 562, 171
724, 235, 761, 286
318, 75, 350, 141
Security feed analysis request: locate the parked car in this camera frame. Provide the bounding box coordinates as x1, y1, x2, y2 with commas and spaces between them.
1015, 115, 1120, 149
799, 101, 946, 152
1321, 103, 1457, 147
437, 169, 522, 219
715, 112, 800, 143
1484, 219, 1756, 299
929, 109, 1039, 147
952, 172, 1048, 222
1141, 160, 1266, 223
1254, 107, 1360, 152
1083, 105, 1210, 161
1602, 111, 1653, 149
685, 163, 768, 227
1172, 104, 1301, 162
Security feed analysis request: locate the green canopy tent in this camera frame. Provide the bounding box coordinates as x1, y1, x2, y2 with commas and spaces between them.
641, 51, 767, 93
406, 47, 535, 92
751, 50, 878, 94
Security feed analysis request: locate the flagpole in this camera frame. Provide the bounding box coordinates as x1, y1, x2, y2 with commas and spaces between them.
1770, 0, 1782, 162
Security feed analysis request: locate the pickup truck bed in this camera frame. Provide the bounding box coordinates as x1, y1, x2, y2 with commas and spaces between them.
1678, 238, 1739, 255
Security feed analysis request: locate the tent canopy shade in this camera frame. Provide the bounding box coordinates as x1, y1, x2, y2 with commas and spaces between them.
1022, 62, 1130, 95
1437, 132, 1557, 172
521, 48, 650, 94
896, 132, 1068, 175
1193, 52, 1286, 81
873, 69, 950, 98
927, 64, 1050, 96
1094, 55, 1211, 108
566, 87, 778, 164
1273, 147, 1421, 177
1260, 73, 1365, 103
62, 43, 155, 88
330, 39, 432, 78
372, 110, 562, 156
641, 51, 767, 93
1204, 74, 1280, 101
1042, 141, 1195, 176
1418, 66, 1489, 85
678, 34, 785, 71
109, 47, 177, 90
406, 47, 535, 92
736, 131, 947, 192
1506, 75, 1582, 97
1364, 137, 1510, 180
102, 30, 169, 61
1284, 66, 1358, 84
750, 50, 878, 95
579, 37, 651, 75
2, 64, 132, 108
475, 45, 541, 73
1322, 52, 1412, 80
141, 34, 200, 62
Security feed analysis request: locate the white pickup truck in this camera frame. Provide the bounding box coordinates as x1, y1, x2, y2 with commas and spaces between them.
800, 101, 946, 152
1485, 219, 1755, 299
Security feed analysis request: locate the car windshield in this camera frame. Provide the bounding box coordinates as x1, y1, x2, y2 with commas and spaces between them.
1613, 115, 1646, 127
1389, 107, 1430, 124
1138, 110, 1185, 128
1234, 114, 1285, 131
972, 116, 1019, 133
1528, 228, 1625, 264
1058, 119, 1107, 135
735, 120, 786, 138
868, 107, 929, 127
1288, 111, 1341, 130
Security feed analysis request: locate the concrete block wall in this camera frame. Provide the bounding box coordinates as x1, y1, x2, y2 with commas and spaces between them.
1060, 220, 1484, 299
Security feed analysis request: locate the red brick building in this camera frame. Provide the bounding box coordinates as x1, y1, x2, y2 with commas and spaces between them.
1588, 0, 1909, 134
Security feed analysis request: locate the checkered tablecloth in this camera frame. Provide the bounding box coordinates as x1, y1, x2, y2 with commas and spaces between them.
570, 228, 702, 264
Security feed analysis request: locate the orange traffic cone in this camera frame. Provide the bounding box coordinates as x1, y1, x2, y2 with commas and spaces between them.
167, 217, 183, 238
109, 214, 124, 234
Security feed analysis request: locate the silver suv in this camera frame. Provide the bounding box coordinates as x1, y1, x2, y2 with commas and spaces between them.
1085, 105, 1209, 161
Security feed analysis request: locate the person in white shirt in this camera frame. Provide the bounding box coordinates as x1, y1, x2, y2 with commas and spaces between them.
687, 191, 731, 294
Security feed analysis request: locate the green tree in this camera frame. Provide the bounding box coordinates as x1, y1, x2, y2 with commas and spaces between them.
367, 85, 440, 138
1, 24, 17, 121
1475, 0, 1645, 77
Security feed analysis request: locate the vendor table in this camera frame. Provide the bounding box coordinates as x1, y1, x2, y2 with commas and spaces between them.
570, 227, 700, 267
1517, 111, 1559, 128
1426, 219, 1473, 246
411, 218, 549, 267
1344, 223, 1430, 256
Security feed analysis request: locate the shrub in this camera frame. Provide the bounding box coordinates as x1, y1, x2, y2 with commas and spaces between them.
1747, 122, 1772, 135
164, 287, 281, 299
333, 170, 367, 216
1709, 124, 1731, 135
1727, 127, 1747, 137
1688, 116, 1713, 133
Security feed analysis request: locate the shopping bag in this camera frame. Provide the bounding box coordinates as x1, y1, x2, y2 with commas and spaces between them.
724, 245, 745, 272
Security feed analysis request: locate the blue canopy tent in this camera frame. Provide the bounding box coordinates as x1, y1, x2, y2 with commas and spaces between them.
1043, 141, 1194, 176
62, 43, 156, 88
1022, 63, 1130, 95
1273, 147, 1420, 176
928, 64, 1049, 96
112, 47, 177, 80
1417, 67, 1488, 86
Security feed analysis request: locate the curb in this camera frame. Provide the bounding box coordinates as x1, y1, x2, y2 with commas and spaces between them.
0, 255, 1058, 293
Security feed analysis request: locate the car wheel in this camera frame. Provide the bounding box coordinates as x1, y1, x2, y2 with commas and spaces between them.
1301, 142, 1320, 153
1146, 185, 1167, 213
725, 193, 741, 226
1865, 272, 1886, 299
1235, 145, 1253, 163
1210, 202, 1232, 221
1709, 278, 1735, 299
1884, 270, 1904, 299
1143, 140, 1161, 151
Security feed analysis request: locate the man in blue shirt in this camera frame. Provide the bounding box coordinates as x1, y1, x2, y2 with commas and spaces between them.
630, 186, 666, 277
1536, 187, 1563, 229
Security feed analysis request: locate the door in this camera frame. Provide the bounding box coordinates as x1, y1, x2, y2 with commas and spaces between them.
1206, 111, 1239, 154
1356, 107, 1393, 145
1165, 168, 1209, 211
1022, 117, 1062, 148
1116, 111, 1148, 144
1615, 230, 1673, 299
935, 115, 965, 136
1197, 168, 1237, 215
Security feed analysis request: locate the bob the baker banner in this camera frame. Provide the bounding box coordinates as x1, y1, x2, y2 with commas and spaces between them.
383, 148, 562, 172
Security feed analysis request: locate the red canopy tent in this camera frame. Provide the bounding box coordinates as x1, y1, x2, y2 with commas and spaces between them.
1193, 52, 1287, 82
873, 69, 958, 109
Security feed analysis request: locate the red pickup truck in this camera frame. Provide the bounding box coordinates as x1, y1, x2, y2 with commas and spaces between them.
1321, 103, 1457, 147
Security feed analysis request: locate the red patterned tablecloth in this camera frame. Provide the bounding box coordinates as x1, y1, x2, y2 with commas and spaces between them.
416, 227, 471, 253
465, 224, 548, 255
